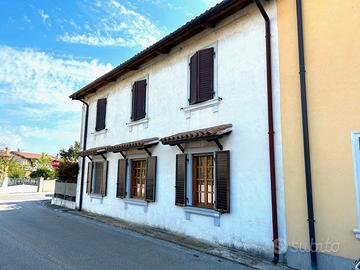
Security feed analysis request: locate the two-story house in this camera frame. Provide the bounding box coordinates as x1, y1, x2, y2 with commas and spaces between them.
70, 0, 286, 261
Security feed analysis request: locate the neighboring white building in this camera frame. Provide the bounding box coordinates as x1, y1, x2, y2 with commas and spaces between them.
71, 0, 286, 260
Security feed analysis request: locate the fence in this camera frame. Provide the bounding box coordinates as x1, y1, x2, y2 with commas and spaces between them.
0, 177, 55, 193
7, 178, 40, 187
53, 181, 77, 202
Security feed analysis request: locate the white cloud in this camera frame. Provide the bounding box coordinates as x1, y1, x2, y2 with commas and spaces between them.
0, 130, 23, 150
0, 46, 113, 153
0, 45, 112, 114
57, 0, 163, 49
39, 9, 51, 25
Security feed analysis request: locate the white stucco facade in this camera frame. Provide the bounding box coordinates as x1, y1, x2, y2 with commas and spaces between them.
75, 1, 286, 257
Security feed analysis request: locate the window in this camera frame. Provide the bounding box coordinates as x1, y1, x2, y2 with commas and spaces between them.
175, 151, 230, 213
131, 159, 147, 199
95, 98, 107, 131
131, 80, 147, 121
192, 154, 214, 208
351, 131, 360, 238
117, 156, 157, 202
86, 161, 108, 196
189, 47, 215, 105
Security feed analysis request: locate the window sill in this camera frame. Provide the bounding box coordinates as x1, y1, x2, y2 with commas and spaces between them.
91, 129, 108, 136
126, 118, 149, 132
183, 206, 221, 227
353, 228, 360, 240
90, 193, 104, 203
124, 198, 148, 213
181, 98, 222, 119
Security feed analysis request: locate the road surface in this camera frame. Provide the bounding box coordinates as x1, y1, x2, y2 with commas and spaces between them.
0, 193, 253, 270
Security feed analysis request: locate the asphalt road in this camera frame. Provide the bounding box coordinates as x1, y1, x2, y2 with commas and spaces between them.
0, 193, 253, 270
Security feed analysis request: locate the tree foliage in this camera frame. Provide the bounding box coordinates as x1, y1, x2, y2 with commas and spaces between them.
59, 141, 80, 162
30, 167, 56, 179
57, 161, 79, 183
8, 160, 26, 179
35, 153, 52, 169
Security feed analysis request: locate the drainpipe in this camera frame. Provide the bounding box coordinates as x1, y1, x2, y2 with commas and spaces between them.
254, 0, 279, 264
296, 0, 317, 269
78, 99, 89, 211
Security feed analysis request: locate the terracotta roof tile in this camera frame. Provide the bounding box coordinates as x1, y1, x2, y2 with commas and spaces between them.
78, 146, 111, 157
109, 138, 159, 153
161, 124, 232, 145
11, 151, 56, 160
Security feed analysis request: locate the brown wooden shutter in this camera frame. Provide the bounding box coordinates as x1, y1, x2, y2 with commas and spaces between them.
131, 80, 146, 121
175, 154, 187, 206
189, 53, 198, 105
131, 84, 136, 121
86, 162, 92, 194
101, 161, 108, 197
215, 151, 230, 213
145, 156, 157, 202
198, 47, 214, 102
96, 98, 107, 131
117, 159, 127, 198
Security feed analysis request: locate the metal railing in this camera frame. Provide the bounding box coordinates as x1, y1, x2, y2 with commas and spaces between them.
7, 178, 40, 187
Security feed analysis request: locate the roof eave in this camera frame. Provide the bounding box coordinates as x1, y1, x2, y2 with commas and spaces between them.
69, 0, 253, 100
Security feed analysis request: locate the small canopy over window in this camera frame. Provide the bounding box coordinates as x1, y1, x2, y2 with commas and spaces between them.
78, 146, 110, 158
160, 124, 232, 151
108, 137, 159, 158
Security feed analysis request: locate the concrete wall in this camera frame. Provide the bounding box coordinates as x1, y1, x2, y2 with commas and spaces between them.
39, 179, 55, 193
76, 1, 286, 257
277, 0, 360, 268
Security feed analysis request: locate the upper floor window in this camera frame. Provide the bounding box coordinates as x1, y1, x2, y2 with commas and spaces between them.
189, 47, 215, 105
131, 79, 147, 121
95, 98, 107, 131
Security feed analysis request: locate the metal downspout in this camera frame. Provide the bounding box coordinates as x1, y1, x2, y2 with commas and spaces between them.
254, 0, 279, 264
78, 99, 89, 211
295, 0, 317, 269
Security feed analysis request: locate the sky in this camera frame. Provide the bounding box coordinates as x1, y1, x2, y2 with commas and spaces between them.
0, 0, 221, 155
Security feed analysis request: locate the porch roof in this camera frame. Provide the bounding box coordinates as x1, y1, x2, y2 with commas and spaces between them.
78, 146, 111, 157
109, 138, 159, 153
160, 124, 232, 146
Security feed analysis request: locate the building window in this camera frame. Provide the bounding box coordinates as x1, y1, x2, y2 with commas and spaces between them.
175, 151, 230, 213
189, 47, 215, 105
131, 80, 147, 121
95, 98, 107, 131
87, 161, 108, 196
192, 154, 214, 208
131, 159, 147, 199
351, 131, 360, 238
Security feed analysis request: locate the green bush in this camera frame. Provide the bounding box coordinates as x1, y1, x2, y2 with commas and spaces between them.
8, 160, 26, 179
30, 167, 56, 179
57, 161, 79, 183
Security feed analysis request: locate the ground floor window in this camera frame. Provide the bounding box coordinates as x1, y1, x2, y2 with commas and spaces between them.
175, 151, 230, 213
192, 154, 214, 208
87, 161, 107, 196
131, 159, 147, 199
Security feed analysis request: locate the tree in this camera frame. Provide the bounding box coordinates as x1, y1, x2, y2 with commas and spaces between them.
57, 161, 79, 183
35, 153, 52, 169
30, 167, 56, 179
8, 160, 26, 179
59, 141, 80, 162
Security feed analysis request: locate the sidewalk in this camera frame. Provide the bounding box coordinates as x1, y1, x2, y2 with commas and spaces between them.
49, 203, 294, 270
